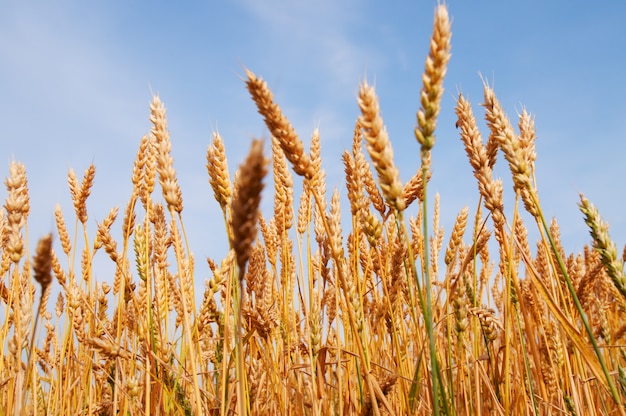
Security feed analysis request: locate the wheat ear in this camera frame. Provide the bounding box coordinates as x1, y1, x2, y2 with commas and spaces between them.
455, 93, 505, 230
357, 81, 405, 212
271, 135, 294, 238
28, 233, 54, 394
150, 95, 183, 214
414, 4, 452, 152
482, 85, 539, 218
579, 194, 626, 302
245, 69, 314, 180
4, 160, 29, 263
231, 139, 269, 276
229, 138, 268, 415
206, 131, 232, 216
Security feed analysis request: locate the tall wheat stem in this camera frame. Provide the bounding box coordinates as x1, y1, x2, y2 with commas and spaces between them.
420, 155, 447, 414
411, 4, 452, 413
168, 212, 204, 414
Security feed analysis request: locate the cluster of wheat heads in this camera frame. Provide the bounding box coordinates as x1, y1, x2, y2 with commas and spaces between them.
2, 4, 626, 415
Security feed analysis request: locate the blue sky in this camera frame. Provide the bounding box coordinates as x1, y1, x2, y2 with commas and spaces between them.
1, 1, 625, 278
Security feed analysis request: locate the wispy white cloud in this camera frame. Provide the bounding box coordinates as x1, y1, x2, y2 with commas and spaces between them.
238, 0, 373, 90
0, 4, 143, 137
0, 3, 147, 269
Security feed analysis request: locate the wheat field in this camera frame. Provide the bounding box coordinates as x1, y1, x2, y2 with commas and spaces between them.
2, 5, 626, 415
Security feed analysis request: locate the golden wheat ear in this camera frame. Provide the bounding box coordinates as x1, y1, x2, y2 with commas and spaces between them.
230, 139, 269, 276
415, 4, 451, 153
4, 160, 29, 264
482, 85, 540, 218
245, 69, 315, 180
357, 81, 405, 212
206, 131, 232, 215
33, 233, 53, 293
579, 193, 626, 302
28, 233, 54, 397
150, 95, 183, 214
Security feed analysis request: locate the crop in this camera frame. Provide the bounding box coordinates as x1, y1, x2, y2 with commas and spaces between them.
2, 4, 626, 415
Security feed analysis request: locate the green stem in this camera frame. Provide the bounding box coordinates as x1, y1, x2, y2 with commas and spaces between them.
401, 153, 450, 415
536, 204, 622, 408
